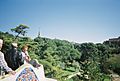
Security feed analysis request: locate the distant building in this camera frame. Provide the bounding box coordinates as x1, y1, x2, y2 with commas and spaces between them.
109, 37, 120, 42
38, 31, 41, 37
103, 36, 120, 46
104, 37, 120, 42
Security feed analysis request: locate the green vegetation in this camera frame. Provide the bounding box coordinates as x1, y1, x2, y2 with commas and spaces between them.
0, 25, 120, 81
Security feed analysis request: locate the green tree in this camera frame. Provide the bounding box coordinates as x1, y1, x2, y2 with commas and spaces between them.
11, 24, 29, 40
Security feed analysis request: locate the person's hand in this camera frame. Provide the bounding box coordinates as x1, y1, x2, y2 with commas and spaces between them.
8, 71, 16, 75
25, 56, 31, 62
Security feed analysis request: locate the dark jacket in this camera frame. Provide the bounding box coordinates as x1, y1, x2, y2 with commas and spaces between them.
6, 46, 24, 70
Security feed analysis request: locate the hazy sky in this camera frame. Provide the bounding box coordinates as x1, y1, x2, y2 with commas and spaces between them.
0, 0, 120, 43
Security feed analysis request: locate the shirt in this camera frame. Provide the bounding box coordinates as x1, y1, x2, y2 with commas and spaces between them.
21, 51, 30, 63
0, 51, 12, 72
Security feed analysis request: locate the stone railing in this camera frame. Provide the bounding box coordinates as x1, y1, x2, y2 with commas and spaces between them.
0, 63, 57, 81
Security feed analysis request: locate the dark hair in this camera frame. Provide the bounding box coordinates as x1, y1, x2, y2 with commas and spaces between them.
0, 37, 3, 40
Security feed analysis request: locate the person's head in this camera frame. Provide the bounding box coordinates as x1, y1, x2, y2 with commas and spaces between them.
0, 39, 3, 50
12, 43, 18, 48
22, 45, 28, 52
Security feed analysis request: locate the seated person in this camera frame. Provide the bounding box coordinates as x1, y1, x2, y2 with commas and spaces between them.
21, 45, 40, 68
0, 39, 15, 75
6, 43, 23, 70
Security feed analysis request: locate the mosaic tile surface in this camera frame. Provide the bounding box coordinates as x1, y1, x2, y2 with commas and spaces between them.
16, 67, 39, 81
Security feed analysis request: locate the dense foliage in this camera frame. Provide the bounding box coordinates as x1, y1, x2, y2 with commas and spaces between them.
0, 28, 120, 81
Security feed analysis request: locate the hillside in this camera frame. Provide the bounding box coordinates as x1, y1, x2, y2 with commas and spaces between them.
0, 31, 120, 81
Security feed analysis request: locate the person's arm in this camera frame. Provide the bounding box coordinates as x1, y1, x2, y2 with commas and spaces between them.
25, 51, 31, 61
0, 52, 15, 75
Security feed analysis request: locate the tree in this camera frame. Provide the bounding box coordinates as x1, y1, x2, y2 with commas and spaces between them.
11, 24, 29, 40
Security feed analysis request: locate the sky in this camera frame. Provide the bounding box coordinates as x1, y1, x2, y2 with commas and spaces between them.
0, 0, 120, 43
